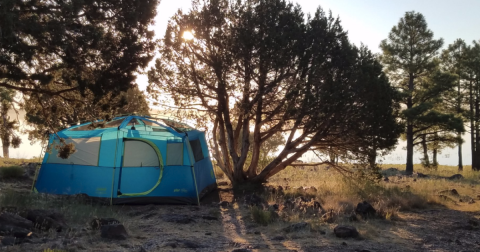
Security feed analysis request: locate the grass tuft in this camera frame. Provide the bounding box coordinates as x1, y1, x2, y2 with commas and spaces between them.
250, 206, 274, 226
0, 165, 24, 179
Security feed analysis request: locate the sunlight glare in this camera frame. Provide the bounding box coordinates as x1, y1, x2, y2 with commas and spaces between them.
182, 31, 194, 40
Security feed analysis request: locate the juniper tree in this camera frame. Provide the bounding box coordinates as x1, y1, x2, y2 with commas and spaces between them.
149, 0, 400, 183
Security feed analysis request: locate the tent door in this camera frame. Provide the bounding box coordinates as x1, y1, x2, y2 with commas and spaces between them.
117, 138, 164, 197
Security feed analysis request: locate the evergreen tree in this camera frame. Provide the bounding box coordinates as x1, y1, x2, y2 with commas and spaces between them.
149, 0, 400, 183
441, 39, 468, 171
380, 11, 462, 174
463, 40, 480, 171
24, 85, 150, 144
1, 0, 158, 131
0, 88, 21, 158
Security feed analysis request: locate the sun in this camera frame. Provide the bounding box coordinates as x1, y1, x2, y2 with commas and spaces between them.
182, 31, 194, 40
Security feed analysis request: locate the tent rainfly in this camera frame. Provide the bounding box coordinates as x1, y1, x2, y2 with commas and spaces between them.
33, 115, 217, 204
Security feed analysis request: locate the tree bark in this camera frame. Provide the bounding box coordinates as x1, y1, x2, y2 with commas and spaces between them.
457, 132, 463, 171
421, 135, 429, 168
469, 79, 476, 170
433, 148, 438, 168
406, 73, 415, 174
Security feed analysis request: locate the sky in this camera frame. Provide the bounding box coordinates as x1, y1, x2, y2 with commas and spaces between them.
8, 0, 480, 166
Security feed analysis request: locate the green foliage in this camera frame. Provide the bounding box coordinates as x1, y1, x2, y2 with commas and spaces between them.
250, 206, 274, 226
0, 165, 24, 179
149, 0, 400, 183
1, 0, 158, 146
0, 87, 21, 158
380, 11, 462, 173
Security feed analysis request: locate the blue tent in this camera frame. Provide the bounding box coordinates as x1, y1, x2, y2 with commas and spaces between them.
34, 115, 217, 204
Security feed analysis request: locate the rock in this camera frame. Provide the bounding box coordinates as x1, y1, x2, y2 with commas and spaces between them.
439, 189, 459, 196
162, 214, 195, 224
232, 249, 252, 252
305, 186, 318, 195
271, 235, 285, 241
282, 222, 308, 233
341, 241, 347, 245
334, 225, 359, 238
0, 224, 32, 238
268, 204, 279, 212
355, 201, 376, 219
217, 181, 229, 186
163, 239, 204, 248
205, 232, 212, 235
21, 209, 67, 231
321, 210, 336, 223
219, 201, 230, 207
447, 174, 464, 180
459, 196, 475, 204
0, 212, 34, 229
416, 172, 428, 178
1, 236, 21, 246
100, 224, 128, 240
90, 218, 121, 230
438, 195, 457, 203
202, 215, 218, 221
244, 194, 267, 209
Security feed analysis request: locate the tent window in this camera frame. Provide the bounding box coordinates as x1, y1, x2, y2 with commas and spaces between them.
189, 139, 204, 162
167, 143, 183, 166
123, 140, 160, 167
69, 124, 93, 131
140, 119, 169, 132
104, 118, 125, 128
47, 137, 101, 166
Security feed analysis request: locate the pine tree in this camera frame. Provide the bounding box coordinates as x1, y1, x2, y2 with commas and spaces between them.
441, 39, 468, 171
463, 40, 480, 171
380, 11, 462, 174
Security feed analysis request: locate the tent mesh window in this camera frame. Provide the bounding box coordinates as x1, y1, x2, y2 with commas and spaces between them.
140, 119, 169, 132
189, 139, 204, 162
47, 137, 101, 166
69, 123, 93, 131
166, 142, 183, 166
123, 140, 160, 167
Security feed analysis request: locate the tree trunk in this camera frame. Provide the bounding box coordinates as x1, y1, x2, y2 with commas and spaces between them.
2, 141, 8, 158
421, 135, 429, 168
475, 84, 480, 171
457, 132, 463, 171
469, 79, 476, 170
432, 148, 438, 169
406, 73, 415, 175
1, 106, 9, 158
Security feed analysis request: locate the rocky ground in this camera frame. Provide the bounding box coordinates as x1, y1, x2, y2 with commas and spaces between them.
0, 164, 479, 252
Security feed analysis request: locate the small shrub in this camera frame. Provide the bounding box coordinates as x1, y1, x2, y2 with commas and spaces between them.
0, 165, 24, 179
250, 206, 273, 226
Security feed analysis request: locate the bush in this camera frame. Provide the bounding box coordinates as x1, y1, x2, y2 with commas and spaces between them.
0, 166, 24, 179
250, 206, 273, 226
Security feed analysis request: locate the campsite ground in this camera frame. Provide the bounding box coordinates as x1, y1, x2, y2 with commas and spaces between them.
0, 158, 480, 252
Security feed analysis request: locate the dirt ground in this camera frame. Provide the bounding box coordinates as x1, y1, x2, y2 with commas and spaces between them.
1, 166, 480, 252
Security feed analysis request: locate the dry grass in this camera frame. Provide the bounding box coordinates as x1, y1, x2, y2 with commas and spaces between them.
0, 157, 39, 166
267, 163, 480, 220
